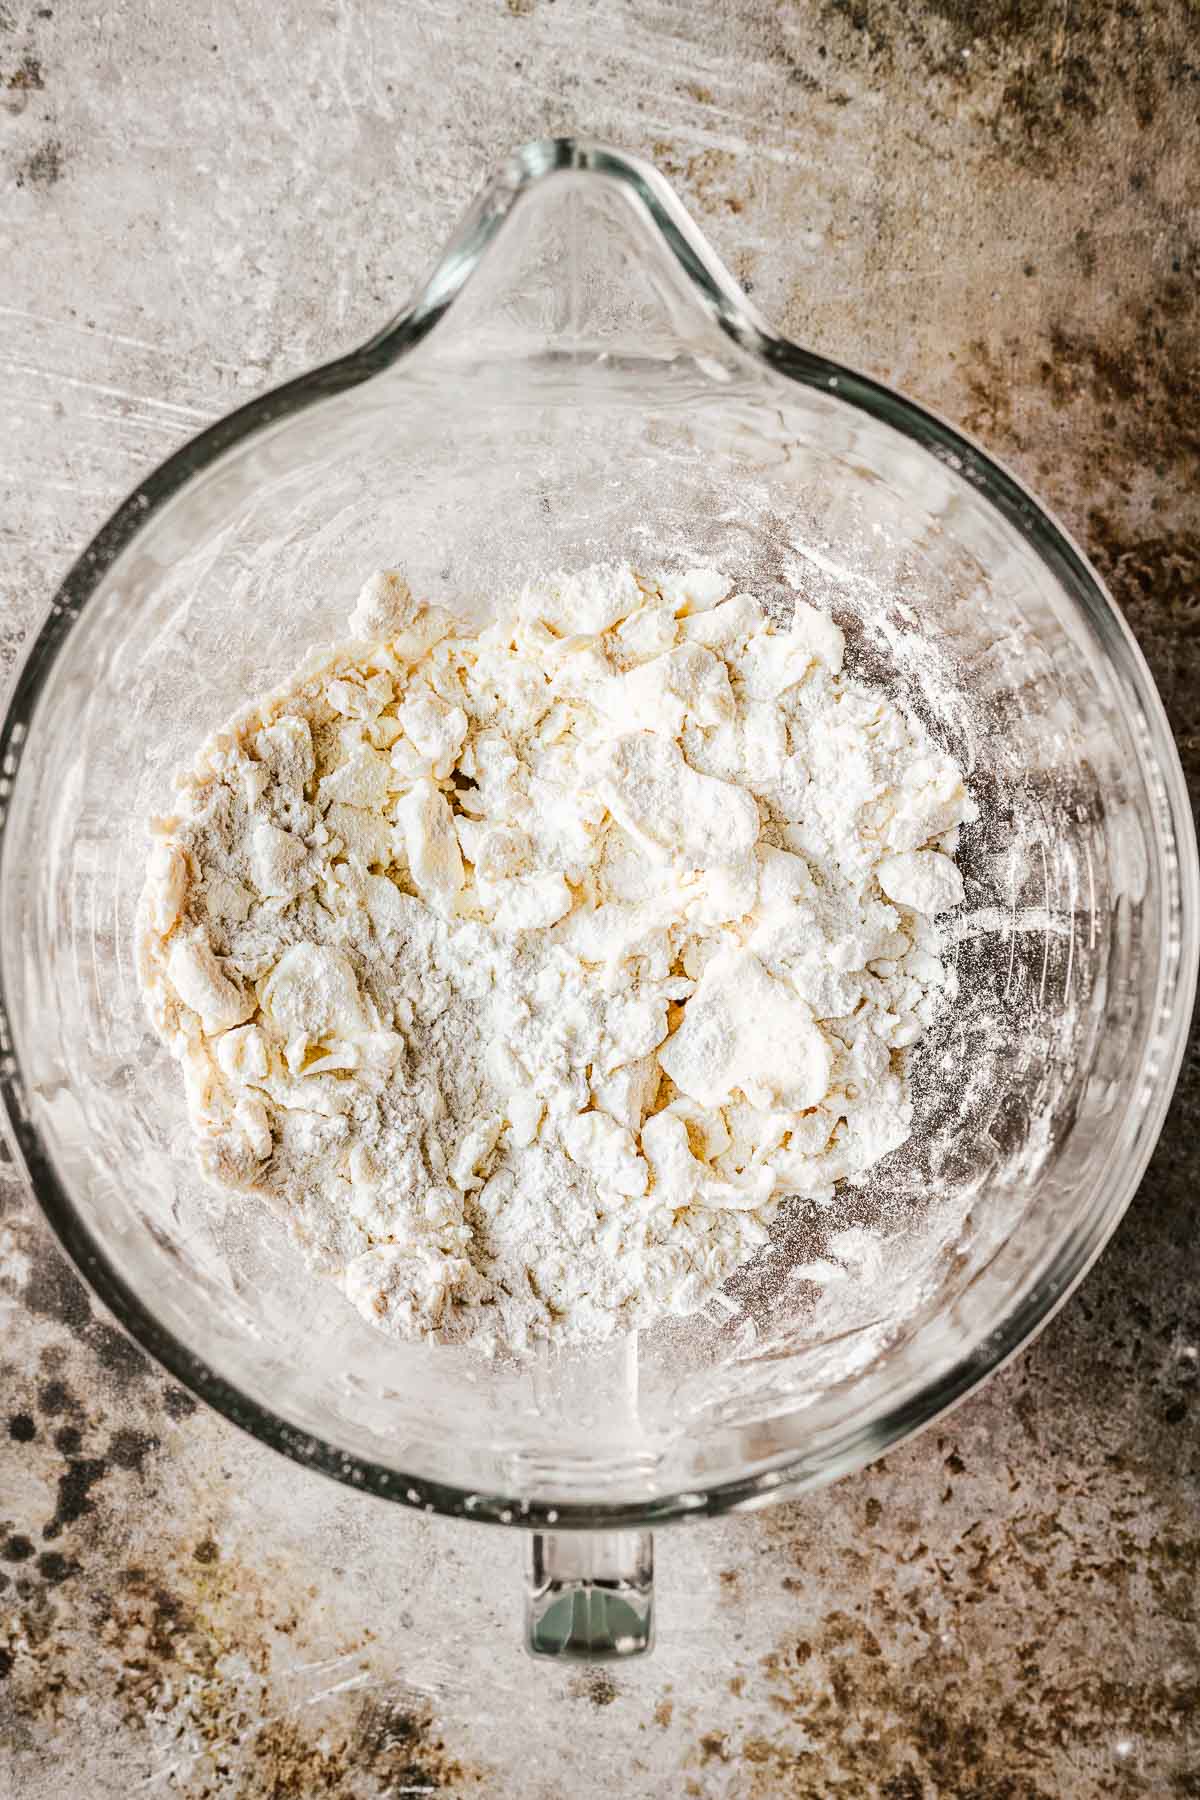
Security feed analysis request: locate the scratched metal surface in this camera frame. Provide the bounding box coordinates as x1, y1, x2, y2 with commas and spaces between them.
2, 3, 1198, 1795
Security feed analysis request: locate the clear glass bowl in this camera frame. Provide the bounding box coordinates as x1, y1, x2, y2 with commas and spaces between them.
1, 141, 1195, 1659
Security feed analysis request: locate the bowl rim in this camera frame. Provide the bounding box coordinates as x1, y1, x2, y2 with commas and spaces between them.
1, 137, 1196, 1529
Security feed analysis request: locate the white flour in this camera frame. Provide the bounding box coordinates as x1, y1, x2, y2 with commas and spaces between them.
139, 565, 974, 1351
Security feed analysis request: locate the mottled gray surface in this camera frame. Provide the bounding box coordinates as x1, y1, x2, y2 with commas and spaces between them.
2, 2, 1198, 1795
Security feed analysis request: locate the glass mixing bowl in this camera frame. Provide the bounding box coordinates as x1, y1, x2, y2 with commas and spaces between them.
1, 141, 1195, 1660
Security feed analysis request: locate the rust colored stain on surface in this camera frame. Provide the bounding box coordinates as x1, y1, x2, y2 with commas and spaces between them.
1, 1360, 492, 1794
13, 136, 62, 189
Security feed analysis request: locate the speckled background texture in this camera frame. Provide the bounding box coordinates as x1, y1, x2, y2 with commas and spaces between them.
1, 2, 1198, 1795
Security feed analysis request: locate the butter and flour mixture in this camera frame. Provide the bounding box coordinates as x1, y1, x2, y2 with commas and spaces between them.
139, 564, 974, 1351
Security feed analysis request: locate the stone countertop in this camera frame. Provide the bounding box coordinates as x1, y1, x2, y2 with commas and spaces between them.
1, 3, 1197, 1795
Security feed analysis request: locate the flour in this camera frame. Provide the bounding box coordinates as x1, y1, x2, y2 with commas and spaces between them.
139, 564, 975, 1352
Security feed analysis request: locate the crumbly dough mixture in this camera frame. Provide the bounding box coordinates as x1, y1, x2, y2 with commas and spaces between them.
139, 565, 974, 1350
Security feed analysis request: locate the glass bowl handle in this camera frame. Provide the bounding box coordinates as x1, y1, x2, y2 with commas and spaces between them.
525, 1528, 654, 1659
